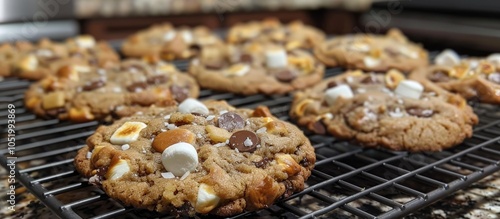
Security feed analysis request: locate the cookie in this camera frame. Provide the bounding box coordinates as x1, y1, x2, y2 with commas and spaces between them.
188, 43, 325, 95
73, 99, 315, 217
290, 69, 478, 151
314, 29, 428, 72
24, 59, 199, 122
0, 36, 119, 80
412, 49, 500, 104
121, 23, 223, 61
227, 18, 325, 50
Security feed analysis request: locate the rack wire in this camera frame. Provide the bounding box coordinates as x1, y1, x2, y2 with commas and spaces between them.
1, 62, 500, 219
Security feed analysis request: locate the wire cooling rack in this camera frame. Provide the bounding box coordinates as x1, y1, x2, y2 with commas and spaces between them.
1, 61, 500, 219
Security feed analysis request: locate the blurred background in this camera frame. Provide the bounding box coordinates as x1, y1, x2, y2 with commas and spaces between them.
0, 0, 499, 55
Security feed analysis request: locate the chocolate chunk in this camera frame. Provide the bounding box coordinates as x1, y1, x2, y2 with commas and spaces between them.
275, 70, 297, 82
326, 80, 338, 89
240, 54, 253, 63
205, 60, 224, 70
253, 157, 272, 168
147, 75, 169, 85
218, 112, 245, 131
299, 157, 310, 167
308, 120, 326, 134
428, 70, 451, 83
170, 85, 189, 102
82, 79, 106, 91
360, 74, 379, 84
228, 130, 260, 152
406, 107, 434, 118
282, 180, 294, 198
126, 81, 148, 92
487, 72, 500, 84
189, 44, 201, 53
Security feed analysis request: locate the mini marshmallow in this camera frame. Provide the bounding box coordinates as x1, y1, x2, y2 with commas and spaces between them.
161, 142, 199, 177
75, 35, 96, 48
181, 31, 194, 43
265, 49, 288, 69
324, 84, 354, 106
163, 30, 176, 41
110, 121, 147, 145
196, 183, 220, 213
225, 64, 250, 77
363, 57, 381, 68
435, 49, 460, 66
105, 159, 130, 180
394, 80, 424, 100
178, 98, 209, 115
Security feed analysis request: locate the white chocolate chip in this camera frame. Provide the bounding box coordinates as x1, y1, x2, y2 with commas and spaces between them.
166, 124, 177, 130
178, 98, 209, 115
265, 49, 288, 68
363, 56, 381, 68
161, 142, 199, 177
435, 49, 460, 66
75, 35, 96, 48
106, 159, 130, 180
110, 121, 147, 145
394, 80, 424, 100
324, 84, 354, 106
164, 114, 171, 120
163, 30, 176, 41
196, 183, 220, 213
161, 172, 175, 179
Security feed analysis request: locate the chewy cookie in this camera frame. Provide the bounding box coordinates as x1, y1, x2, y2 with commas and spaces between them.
24, 59, 199, 122
413, 49, 500, 104
0, 36, 119, 80
74, 99, 315, 216
121, 23, 222, 60
227, 18, 325, 50
189, 43, 325, 95
290, 70, 478, 151
314, 29, 428, 72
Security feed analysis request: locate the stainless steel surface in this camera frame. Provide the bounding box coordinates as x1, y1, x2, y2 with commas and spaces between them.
0, 0, 74, 23
0, 20, 78, 42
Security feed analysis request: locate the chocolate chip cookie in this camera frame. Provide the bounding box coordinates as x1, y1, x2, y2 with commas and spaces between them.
314, 29, 428, 72
0, 36, 119, 80
24, 59, 199, 122
121, 23, 222, 61
74, 99, 315, 217
189, 42, 325, 95
412, 49, 500, 104
227, 18, 325, 50
290, 69, 478, 151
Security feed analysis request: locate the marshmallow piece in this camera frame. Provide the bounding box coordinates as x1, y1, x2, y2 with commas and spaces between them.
161, 142, 198, 177
265, 49, 288, 69
435, 49, 460, 66
17, 54, 38, 71
181, 31, 194, 43
363, 56, 381, 68
75, 35, 96, 48
110, 121, 147, 145
225, 64, 250, 77
163, 30, 176, 41
105, 159, 130, 180
394, 80, 424, 100
486, 53, 500, 65
178, 98, 209, 115
324, 84, 354, 106
196, 183, 220, 213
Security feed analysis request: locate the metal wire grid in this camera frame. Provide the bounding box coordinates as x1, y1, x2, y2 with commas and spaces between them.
1, 65, 500, 219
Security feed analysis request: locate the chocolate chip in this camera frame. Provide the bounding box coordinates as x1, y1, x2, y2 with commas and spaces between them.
406, 107, 434, 118
170, 85, 189, 102
218, 112, 245, 131
487, 72, 500, 84
308, 120, 326, 134
205, 60, 224, 70
253, 157, 272, 168
299, 157, 310, 167
361, 74, 379, 84
189, 44, 201, 53
82, 79, 106, 91
428, 70, 451, 83
126, 81, 148, 92
240, 54, 253, 63
282, 180, 294, 198
326, 80, 338, 89
228, 130, 260, 153
275, 70, 297, 82
146, 75, 169, 85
